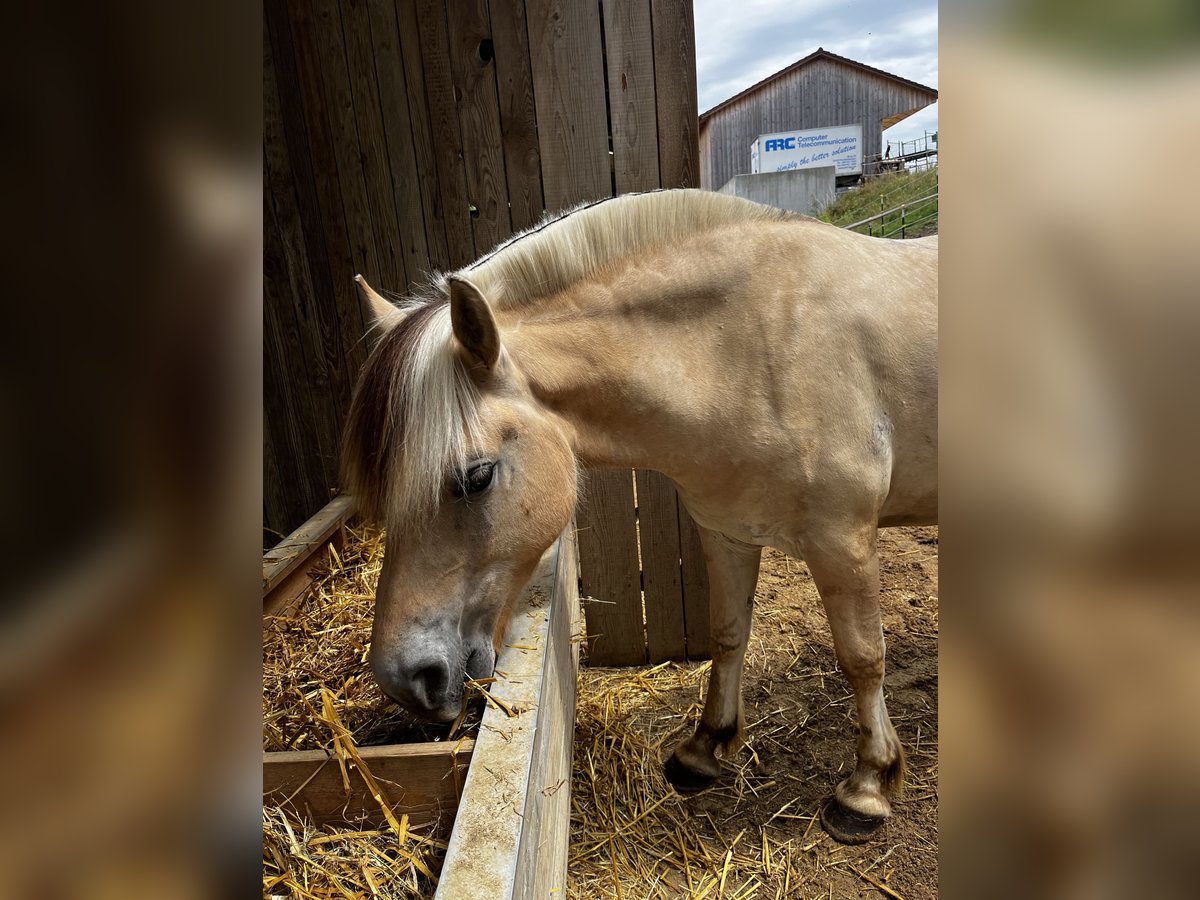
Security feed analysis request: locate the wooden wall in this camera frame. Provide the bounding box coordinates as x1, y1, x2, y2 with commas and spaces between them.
265, 0, 710, 664
698, 55, 937, 190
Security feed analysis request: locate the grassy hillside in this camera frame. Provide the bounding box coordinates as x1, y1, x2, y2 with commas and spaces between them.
818, 166, 938, 237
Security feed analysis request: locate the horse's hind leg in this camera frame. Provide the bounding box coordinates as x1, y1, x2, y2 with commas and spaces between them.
664, 527, 762, 794
806, 525, 905, 843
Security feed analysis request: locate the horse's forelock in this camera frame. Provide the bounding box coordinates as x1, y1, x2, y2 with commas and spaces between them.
341, 296, 481, 528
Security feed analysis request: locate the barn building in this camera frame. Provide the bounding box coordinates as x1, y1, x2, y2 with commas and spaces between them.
699, 48, 938, 191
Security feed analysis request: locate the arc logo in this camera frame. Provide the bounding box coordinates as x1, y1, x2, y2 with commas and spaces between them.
764, 137, 796, 152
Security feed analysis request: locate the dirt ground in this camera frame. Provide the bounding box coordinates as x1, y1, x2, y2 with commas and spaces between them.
568, 526, 938, 899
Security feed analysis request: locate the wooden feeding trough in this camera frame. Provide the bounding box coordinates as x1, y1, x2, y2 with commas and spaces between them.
262, 496, 580, 896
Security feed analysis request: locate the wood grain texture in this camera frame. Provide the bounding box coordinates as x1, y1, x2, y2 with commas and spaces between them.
263, 494, 355, 591
394, 0, 451, 271
678, 496, 712, 660
264, 191, 327, 525
636, 470, 686, 661
283, 0, 368, 381
263, 740, 473, 834
446, 0, 512, 254
415, 0, 477, 267
513, 526, 578, 897
525, 0, 612, 209
578, 470, 645, 666
365, 0, 433, 294
650, 0, 699, 189
264, 25, 343, 506
488, 0, 544, 231
340, 0, 409, 290
302, 0, 375, 375
601, 0, 660, 193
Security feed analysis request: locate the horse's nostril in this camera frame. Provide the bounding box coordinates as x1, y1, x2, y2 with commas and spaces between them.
411, 661, 450, 704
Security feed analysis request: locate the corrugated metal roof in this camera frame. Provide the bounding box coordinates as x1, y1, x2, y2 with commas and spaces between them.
699, 48, 938, 123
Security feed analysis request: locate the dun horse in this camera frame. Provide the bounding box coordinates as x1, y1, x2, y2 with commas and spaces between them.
342, 190, 937, 842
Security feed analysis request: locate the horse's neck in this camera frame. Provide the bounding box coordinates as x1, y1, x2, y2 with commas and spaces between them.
500, 251, 748, 471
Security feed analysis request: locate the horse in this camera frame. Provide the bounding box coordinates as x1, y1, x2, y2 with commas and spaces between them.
341, 189, 937, 843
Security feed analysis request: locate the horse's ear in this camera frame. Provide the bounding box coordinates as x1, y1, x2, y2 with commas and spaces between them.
355, 275, 403, 333
447, 276, 501, 369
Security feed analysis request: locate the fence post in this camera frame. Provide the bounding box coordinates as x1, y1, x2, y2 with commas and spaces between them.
900, 203, 906, 239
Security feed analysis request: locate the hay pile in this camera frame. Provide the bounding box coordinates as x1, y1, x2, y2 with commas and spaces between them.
262, 525, 479, 898
566, 537, 939, 899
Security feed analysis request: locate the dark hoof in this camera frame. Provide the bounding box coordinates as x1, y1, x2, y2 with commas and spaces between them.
820, 797, 886, 844
664, 755, 716, 795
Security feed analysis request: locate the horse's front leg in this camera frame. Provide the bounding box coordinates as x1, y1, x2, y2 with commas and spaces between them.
807, 525, 905, 843
664, 526, 762, 793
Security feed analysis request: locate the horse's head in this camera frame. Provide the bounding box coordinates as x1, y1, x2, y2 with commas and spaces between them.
342, 277, 577, 721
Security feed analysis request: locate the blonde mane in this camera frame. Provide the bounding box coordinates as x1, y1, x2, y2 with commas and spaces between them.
342, 189, 796, 526
462, 189, 795, 309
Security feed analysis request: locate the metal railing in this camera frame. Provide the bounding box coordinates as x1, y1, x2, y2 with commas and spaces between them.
843, 191, 938, 239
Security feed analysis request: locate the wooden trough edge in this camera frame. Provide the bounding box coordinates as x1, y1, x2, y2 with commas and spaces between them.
263, 493, 354, 617
435, 528, 581, 899
262, 740, 475, 838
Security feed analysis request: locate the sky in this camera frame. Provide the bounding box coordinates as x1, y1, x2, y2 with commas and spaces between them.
692, 0, 938, 150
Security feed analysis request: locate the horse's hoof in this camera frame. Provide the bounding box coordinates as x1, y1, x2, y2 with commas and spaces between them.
664, 755, 716, 794
820, 797, 886, 844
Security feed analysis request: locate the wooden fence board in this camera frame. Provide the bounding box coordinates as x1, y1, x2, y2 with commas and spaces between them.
650, 0, 700, 190
602, 0, 660, 193
679, 497, 711, 659
637, 471, 687, 660
526, 0, 612, 207
264, 27, 342, 495
365, 0, 433, 295
447, 0, 512, 255
415, 0, 477, 267
264, 192, 328, 522
340, 0, 409, 290
394, 0, 451, 272
285, 0, 369, 383
489, 0, 544, 231
578, 470, 644, 666
305, 0, 376, 374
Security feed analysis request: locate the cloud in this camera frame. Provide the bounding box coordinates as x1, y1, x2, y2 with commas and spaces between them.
694, 0, 939, 111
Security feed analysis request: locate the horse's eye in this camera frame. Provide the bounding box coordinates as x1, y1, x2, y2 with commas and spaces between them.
454, 461, 495, 498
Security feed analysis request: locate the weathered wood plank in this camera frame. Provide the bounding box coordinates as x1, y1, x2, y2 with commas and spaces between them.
447, 0, 512, 255
578, 470, 645, 666
339, 0, 409, 289
366, 0, 433, 294
264, 189, 328, 528
436, 534, 574, 897
513, 526, 578, 897
263, 494, 355, 595
415, 0, 477, 267
679, 497, 711, 660
636, 471, 686, 661
526, 0, 611, 208
601, 0, 660, 194
283, 0, 369, 386
489, 0, 544, 231
394, 0, 451, 272
263, 740, 473, 835
264, 27, 343, 494
300, 0, 374, 374
650, 0, 699, 189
